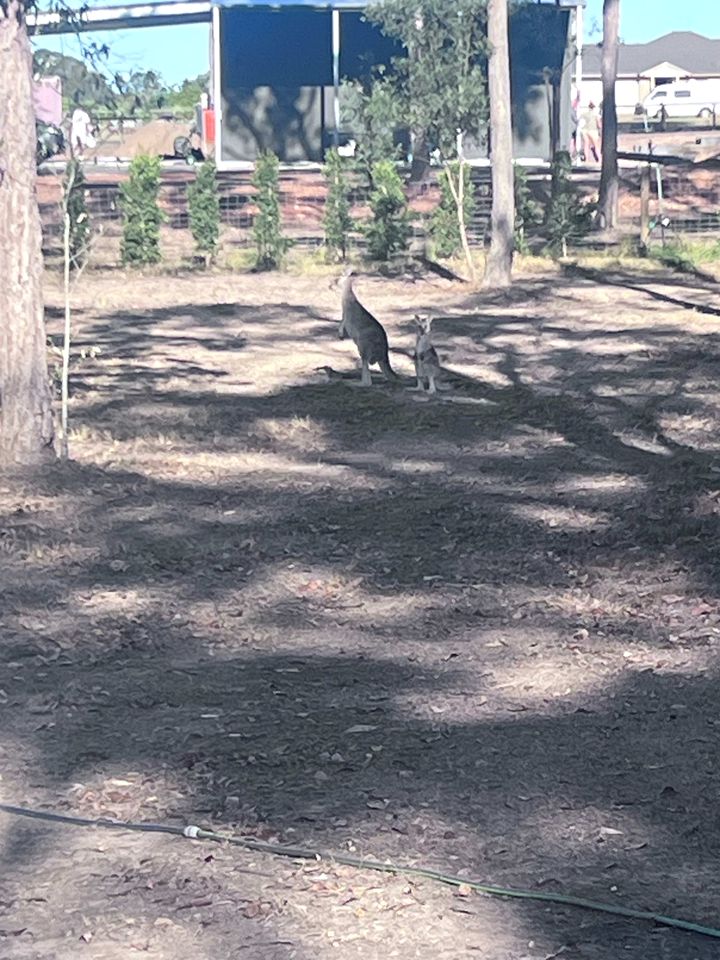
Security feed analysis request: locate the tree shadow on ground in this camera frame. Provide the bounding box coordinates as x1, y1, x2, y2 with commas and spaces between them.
2, 602, 719, 958
563, 264, 720, 317
3, 266, 720, 957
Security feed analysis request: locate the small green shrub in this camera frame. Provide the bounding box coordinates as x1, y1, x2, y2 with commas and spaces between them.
119, 154, 164, 266
430, 162, 475, 258
252, 151, 291, 270
514, 165, 542, 255
63, 159, 90, 270
323, 147, 354, 262
545, 151, 594, 257
187, 158, 220, 263
364, 159, 410, 261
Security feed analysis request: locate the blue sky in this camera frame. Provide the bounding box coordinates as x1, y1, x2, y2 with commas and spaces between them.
34, 0, 718, 88
585, 0, 715, 41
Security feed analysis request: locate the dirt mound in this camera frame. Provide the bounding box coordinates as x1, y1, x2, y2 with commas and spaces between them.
93, 118, 193, 160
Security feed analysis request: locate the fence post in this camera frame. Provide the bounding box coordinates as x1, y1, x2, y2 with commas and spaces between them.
640, 163, 650, 250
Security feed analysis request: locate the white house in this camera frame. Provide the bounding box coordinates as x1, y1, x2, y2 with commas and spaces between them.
582, 31, 720, 113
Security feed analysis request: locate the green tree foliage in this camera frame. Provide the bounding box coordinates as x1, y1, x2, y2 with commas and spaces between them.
340, 76, 403, 185
430, 162, 475, 258
545, 151, 594, 257
368, 0, 488, 159
367, 0, 488, 274
34, 51, 208, 120
187, 159, 220, 262
513, 165, 542, 254
34, 48, 115, 113
63, 159, 90, 270
166, 73, 210, 119
119, 154, 164, 265
115, 69, 167, 119
322, 147, 354, 261
251, 151, 290, 270
364, 159, 410, 261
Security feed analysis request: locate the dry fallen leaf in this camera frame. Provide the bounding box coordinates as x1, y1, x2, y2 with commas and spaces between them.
242, 900, 273, 920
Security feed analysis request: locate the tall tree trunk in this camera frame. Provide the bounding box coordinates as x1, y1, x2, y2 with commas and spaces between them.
483, 0, 514, 288
597, 0, 620, 231
0, 0, 55, 467
409, 130, 430, 183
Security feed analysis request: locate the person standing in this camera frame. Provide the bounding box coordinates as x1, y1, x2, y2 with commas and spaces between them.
570, 88, 581, 161
578, 101, 601, 164
70, 106, 96, 157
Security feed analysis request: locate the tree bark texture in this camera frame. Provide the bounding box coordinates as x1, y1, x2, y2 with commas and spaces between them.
483, 0, 514, 288
0, 0, 55, 466
597, 0, 620, 231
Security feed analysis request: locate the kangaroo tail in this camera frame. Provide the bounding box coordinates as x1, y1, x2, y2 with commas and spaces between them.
380, 355, 399, 381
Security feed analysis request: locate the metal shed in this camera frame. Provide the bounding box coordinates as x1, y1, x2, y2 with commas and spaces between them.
211, 0, 582, 168
29, 0, 584, 168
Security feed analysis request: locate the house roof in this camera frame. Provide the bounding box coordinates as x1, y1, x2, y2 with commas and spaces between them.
583, 32, 720, 78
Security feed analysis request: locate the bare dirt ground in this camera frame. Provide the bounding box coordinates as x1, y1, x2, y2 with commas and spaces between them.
3, 261, 720, 959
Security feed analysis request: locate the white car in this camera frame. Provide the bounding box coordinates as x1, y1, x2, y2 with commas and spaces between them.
643, 82, 720, 120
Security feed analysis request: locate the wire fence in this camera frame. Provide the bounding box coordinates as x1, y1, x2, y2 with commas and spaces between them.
39, 166, 496, 250
37, 164, 720, 255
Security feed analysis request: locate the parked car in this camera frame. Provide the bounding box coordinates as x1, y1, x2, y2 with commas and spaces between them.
642, 80, 720, 120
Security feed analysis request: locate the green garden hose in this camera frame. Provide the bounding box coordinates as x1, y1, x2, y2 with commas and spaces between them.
1, 801, 718, 941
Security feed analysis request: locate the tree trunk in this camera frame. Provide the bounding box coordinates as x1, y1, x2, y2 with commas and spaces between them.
483, 0, 514, 288
60, 189, 72, 460
409, 130, 430, 183
551, 72, 562, 159
0, 0, 55, 467
597, 0, 620, 231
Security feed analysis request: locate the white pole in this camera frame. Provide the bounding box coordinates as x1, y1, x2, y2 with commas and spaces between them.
332, 7, 341, 147
575, 1, 583, 101
212, 4, 223, 166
